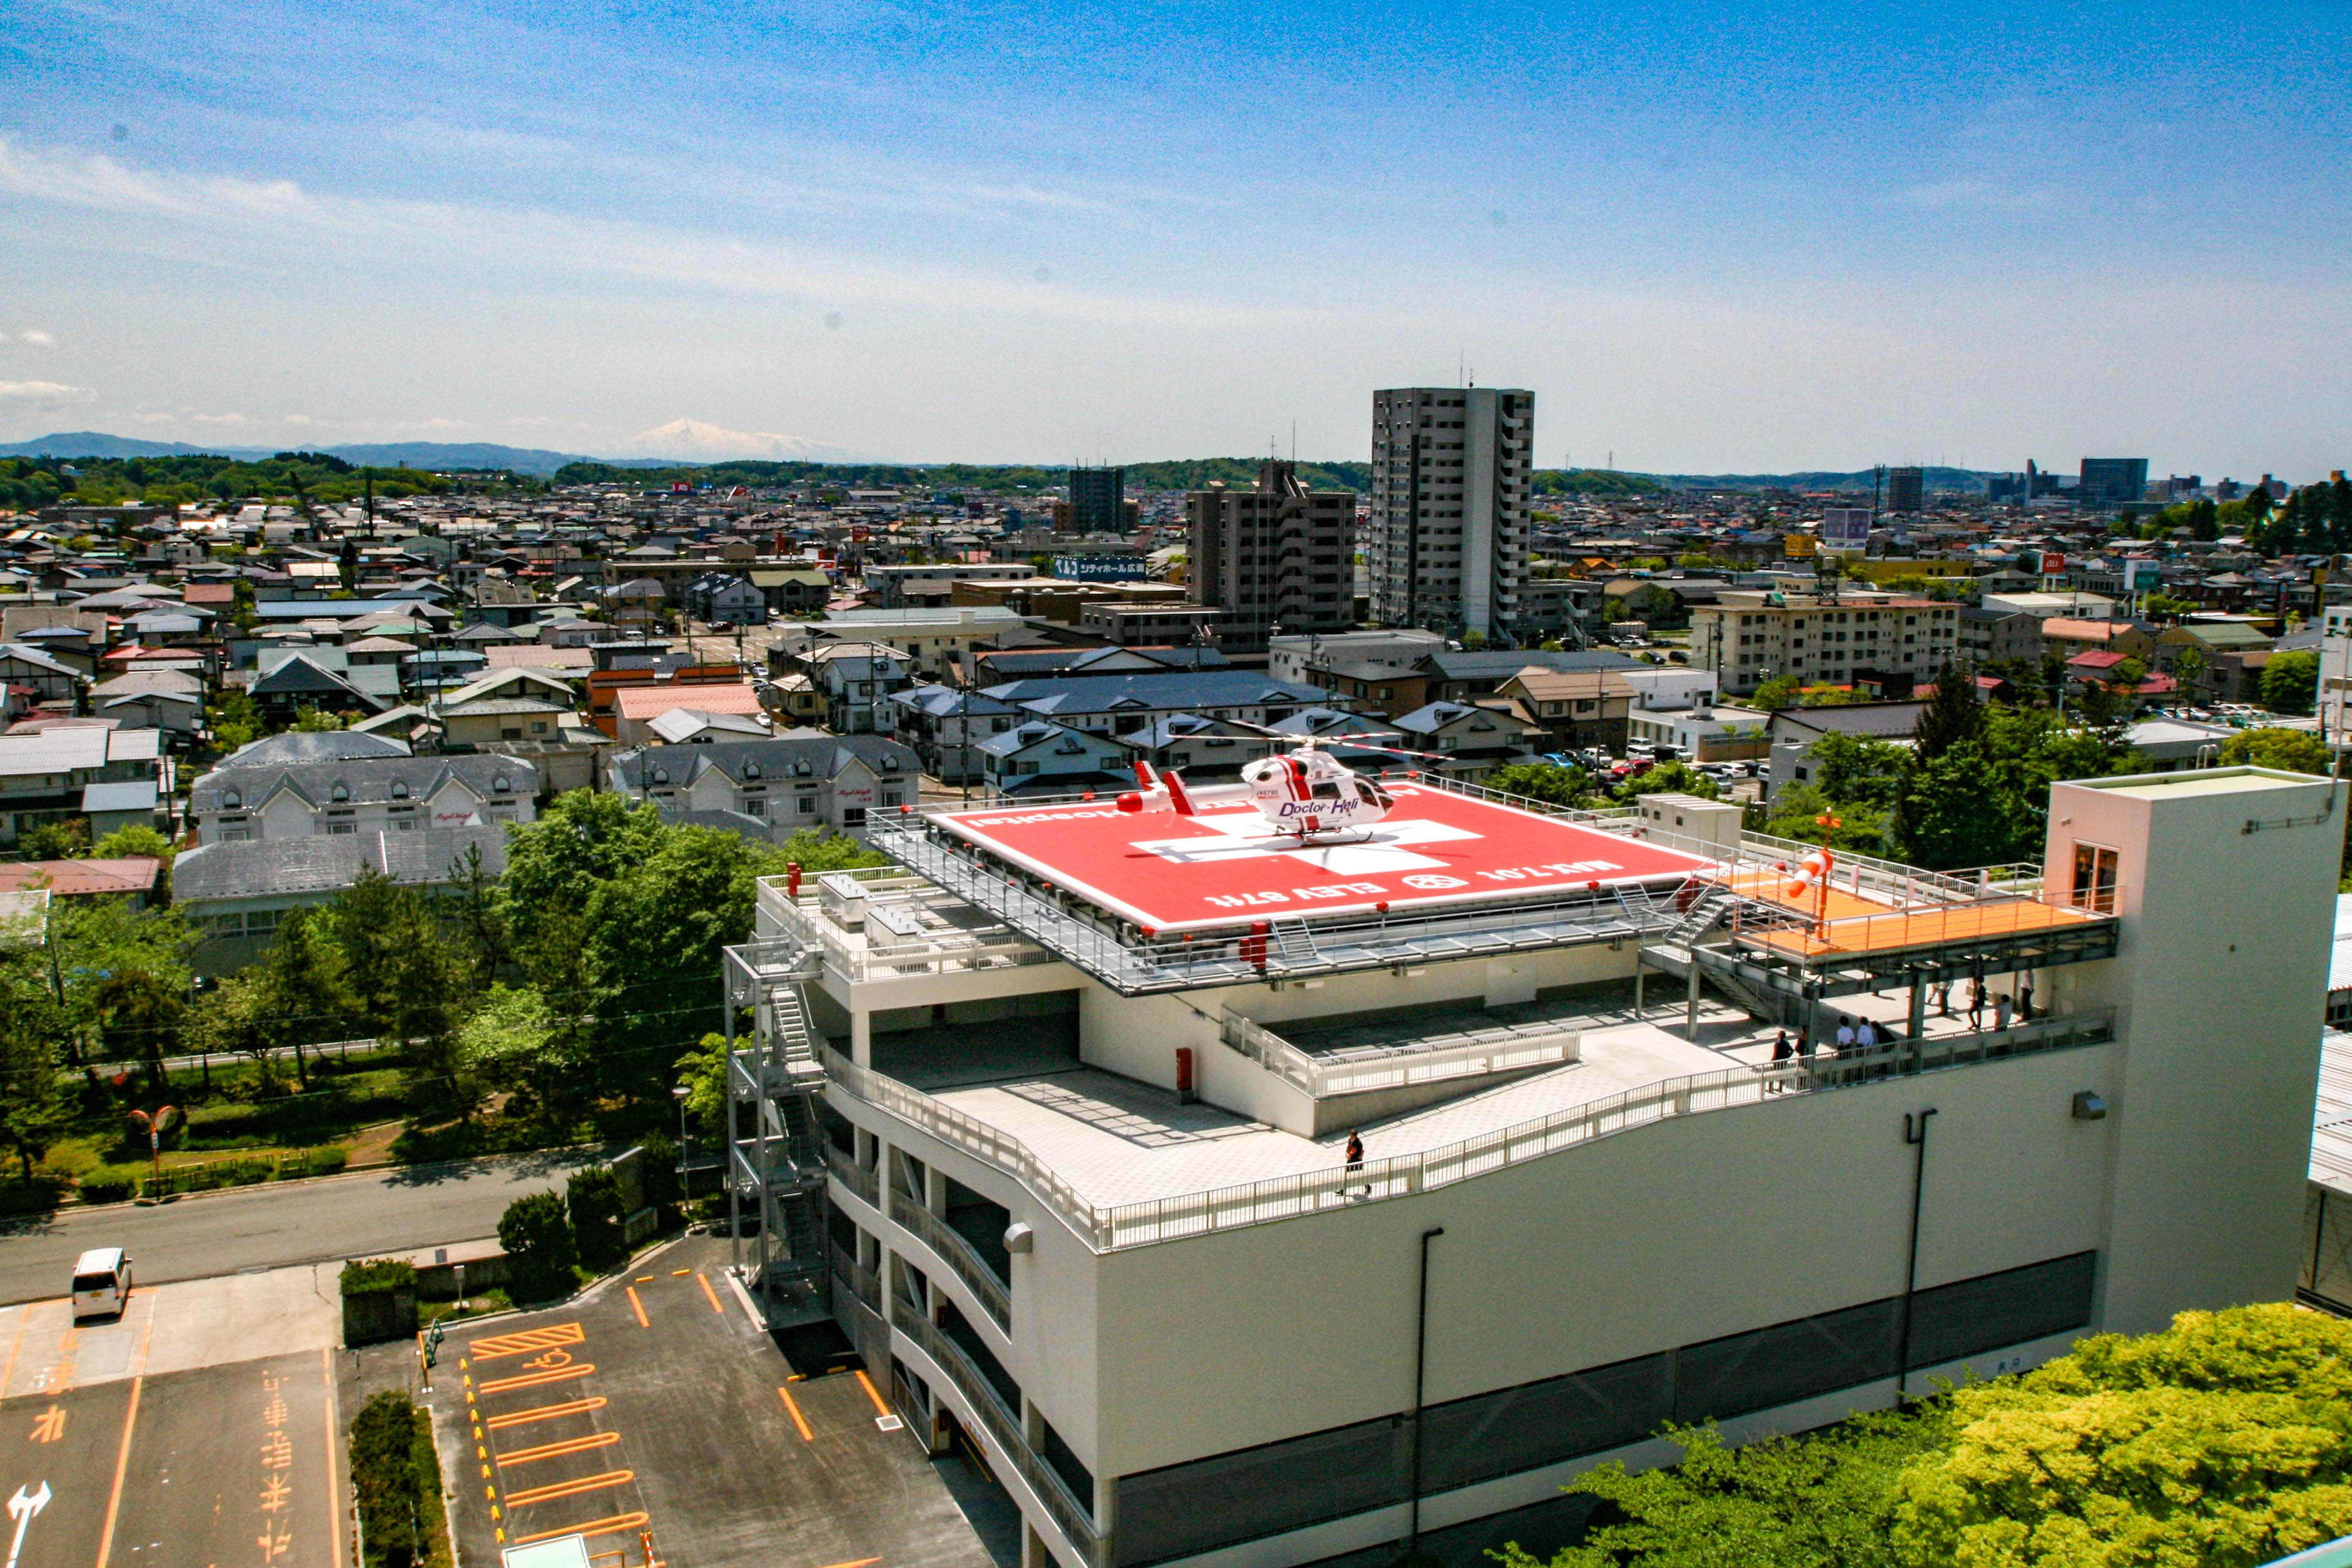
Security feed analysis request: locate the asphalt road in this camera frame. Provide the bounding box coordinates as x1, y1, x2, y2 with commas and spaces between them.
0, 1147, 611, 1306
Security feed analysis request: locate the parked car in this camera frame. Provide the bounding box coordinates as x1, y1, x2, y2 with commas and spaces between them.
72, 1247, 131, 1322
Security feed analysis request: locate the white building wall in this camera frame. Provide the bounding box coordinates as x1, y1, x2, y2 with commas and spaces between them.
2046, 768, 2341, 1334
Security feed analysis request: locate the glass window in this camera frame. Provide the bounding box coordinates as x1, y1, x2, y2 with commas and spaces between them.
2071, 843, 2119, 913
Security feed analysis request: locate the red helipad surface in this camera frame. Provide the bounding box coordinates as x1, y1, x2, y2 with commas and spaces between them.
932, 784, 1721, 933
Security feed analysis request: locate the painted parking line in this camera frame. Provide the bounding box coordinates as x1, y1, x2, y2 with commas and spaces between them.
486, 1396, 609, 1431
497, 1431, 622, 1467
695, 1273, 723, 1314
776, 1387, 814, 1442
626, 1287, 649, 1328
852, 1371, 892, 1418
478, 1362, 596, 1396
670, 1269, 690, 1277
502, 1468, 636, 1508
512, 1510, 649, 1547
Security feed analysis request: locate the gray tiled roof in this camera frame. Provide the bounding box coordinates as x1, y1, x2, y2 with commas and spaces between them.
191, 754, 535, 814
220, 731, 411, 768
174, 825, 510, 904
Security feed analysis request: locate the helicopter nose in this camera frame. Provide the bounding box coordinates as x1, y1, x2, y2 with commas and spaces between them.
1115, 792, 1143, 813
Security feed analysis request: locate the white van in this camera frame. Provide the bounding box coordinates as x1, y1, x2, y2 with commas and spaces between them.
71, 1247, 132, 1321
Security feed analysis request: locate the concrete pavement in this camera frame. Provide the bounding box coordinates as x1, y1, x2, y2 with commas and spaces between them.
0, 1146, 611, 1306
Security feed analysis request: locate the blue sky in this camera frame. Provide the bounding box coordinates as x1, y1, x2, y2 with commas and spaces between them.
1, 0, 2346, 475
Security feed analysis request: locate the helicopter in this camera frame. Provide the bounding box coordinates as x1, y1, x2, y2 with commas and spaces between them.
1113, 726, 1447, 843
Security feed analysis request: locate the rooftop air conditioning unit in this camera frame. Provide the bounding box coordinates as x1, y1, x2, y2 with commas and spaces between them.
819, 872, 867, 930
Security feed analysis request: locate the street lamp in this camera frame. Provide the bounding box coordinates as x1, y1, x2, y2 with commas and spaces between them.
670, 1083, 690, 1204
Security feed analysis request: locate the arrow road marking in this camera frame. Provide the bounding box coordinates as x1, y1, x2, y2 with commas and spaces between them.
6, 1481, 51, 1568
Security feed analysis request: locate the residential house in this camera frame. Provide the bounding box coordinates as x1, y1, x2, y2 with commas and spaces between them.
887, 685, 1027, 785
247, 653, 388, 724
174, 825, 508, 976
611, 682, 768, 748
0, 726, 165, 847
1116, 715, 1278, 781
0, 857, 164, 909
0, 642, 89, 705
1765, 701, 1927, 802
804, 644, 915, 735
975, 721, 1135, 799
607, 734, 918, 832
1493, 667, 1636, 755
1387, 700, 1546, 781
682, 572, 769, 626
978, 671, 1335, 740
1958, 606, 2047, 667
2039, 619, 2154, 662
189, 754, 538, 843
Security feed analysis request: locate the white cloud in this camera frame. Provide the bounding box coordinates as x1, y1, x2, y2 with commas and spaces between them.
611, 419, 848, 462
0, 380, 95, 407
4, 329, 58, 347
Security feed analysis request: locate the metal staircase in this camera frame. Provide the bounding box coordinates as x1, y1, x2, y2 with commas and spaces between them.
1270, 919, 1322, 969
726, 960, 834, 1320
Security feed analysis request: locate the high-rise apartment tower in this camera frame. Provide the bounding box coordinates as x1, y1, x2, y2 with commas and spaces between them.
1186, 460, 1354, 654
1885, 466, 1925, 514
1369, 387, 1533, 639
1067, 467, 1129, 533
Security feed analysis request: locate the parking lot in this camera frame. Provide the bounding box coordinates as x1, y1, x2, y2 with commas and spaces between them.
426, 1233, 1002, 1568
0, 1265, 346, 1567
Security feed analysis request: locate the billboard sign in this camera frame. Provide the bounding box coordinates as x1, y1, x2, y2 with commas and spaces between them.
1821, 508, 1873, 549
1051, 554, 1149, 582
2040, 551, 2067, 576
1784, 533, 1816, 558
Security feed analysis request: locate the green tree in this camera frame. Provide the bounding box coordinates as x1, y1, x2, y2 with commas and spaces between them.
1614, 760, 1720, 802
445, 840, 512, 991
1484, 763, 1596, 809
1759, 782, 1889, 853
291, 705, 345, 732
457, 984, 586, 1116
1809, 732, 1907, 810
497, 1190, 576, 1298
321, 867, 469, 1107
19, 818, 90, 860
1751, 674, 1804, 711
55, 897, 191, 1077
0, 956, 72, 1182
1889, 1304, 2352, 1567
91, 824, 173, 862
2261, 649, 2320, 716
250, 907, 353, 1090
566, 1164, 629, 1271
184, 970, 283, 1090
1912, 664, 1983, 761
498, 791, 668, 969
675, 1032, 730, 1143
2218, 727, 2333, 776
206, 688, 262, 754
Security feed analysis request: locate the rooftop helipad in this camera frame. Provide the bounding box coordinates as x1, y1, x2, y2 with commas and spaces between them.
926, 782, 1721, 934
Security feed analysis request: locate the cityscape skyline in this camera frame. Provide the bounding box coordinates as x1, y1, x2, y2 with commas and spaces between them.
1, 1, 2345, 475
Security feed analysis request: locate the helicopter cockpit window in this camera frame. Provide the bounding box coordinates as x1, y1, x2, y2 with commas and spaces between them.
1361, 779, 1396, 809
1311, 778, 1345, 801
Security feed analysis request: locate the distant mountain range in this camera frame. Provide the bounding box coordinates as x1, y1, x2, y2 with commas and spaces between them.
0, 432, 2013, 493
0, 429, 851, 477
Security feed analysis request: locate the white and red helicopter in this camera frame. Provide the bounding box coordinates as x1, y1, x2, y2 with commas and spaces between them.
1113, 728, 1445, 843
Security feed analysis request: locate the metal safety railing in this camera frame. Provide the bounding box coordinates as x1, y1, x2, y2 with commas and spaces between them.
822, 1009, 2113, 1253
889, 1187, 1012, 1331
1219, 1010, 1579, 1098
824, 1139, 880, 1208
890, 1301, 1103, 1567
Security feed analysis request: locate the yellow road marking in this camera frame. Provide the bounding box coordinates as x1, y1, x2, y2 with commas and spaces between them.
815, 1558, 884, 1568
512, 1511, 649, 1546
0, 1303, 29, 1400
478, 1363, 596, 1396
626, 1286, 649, 1328
634, 1276, 654, 1284
670, 1268, 690, 1276
502, 1468, 635, 1508
469, 1323, 585, 1361
92, 1311, 152, 1568
497, 1431, 622, 1467
697, 1273, 723, 1314
28, 1405, 62, 1443
853, 1370, 891, 1418
323, 1346, 343, 1568
777, 1387, 813, 1442
487, 1396, 609, 1430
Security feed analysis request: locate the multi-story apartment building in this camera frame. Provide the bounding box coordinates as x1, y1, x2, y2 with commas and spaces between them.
189, 754, 538, 843
1688, 592, 1961, 696
1185, 462, 1353, 655
723, 764, 2336, 1568
1368, 387, 1534, 640
1066, 468, 1131, 535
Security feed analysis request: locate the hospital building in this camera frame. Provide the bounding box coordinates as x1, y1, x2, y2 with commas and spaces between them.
719, 765, 2339, 1568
